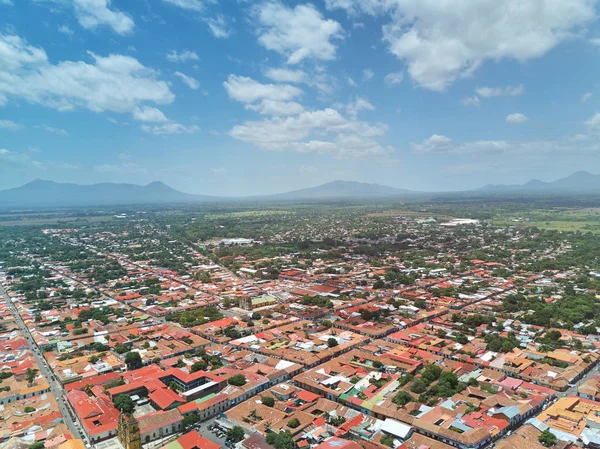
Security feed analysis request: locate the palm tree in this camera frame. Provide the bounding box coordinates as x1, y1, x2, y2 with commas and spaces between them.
25, 368, 38, 386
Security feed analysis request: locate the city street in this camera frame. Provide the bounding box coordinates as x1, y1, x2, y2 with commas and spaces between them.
0, 282, 90, 446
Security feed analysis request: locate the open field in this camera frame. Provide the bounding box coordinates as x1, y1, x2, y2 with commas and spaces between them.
0, 215, 114, 226
490, 219, 600, 232
205, 210, 293, 219
365, 209, 455, 220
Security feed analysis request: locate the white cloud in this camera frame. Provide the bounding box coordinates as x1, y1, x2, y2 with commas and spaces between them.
0, 34, 175, 119
95, 162, 147, 174
166, 50, 199, 63
206, 15, 232, 38
264, 68, 308, 84
585, 112, 600, 130
413, 133, 600, 174
347, 96, 375, 118
0, 119, 23, 130
132, 106, 168, 123
224, 75, 302, 104
379, 0, 595, 91
413, 134, 510, 155
254, 1, 343, 64
298, 164, 318, 173
211, 167, 226, 174
0, 148, 75, 170
505, 113, 528, 124
412, 134, 454, 153
347, 77, 357, 87
582, 92, 593, 103
58, 25, 74, 36
324, 0, 389, 16
573, 133, 590, 141
0, 0, 13, 5
363, 68, 374, 81
70, 0, 134, 35
461, 84, 522, 107
224, 75, 305, 117
230, 108, 391, 159
0, 34, 47, 71
141, 122, 198, 135
0, 148, 41, 169
590, 37, 600, 45
162, 0, 205, 12
52, 162, 80, 169
462, 96, 480, 106
384, 71, 404, 86
174, 71, 200, 90
476, 84, 525, 98
247, 100, 305, 116
264, 67, 338, 95
39, 124, 69, 135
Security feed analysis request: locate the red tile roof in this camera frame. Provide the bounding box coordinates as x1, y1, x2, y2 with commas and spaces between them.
169, 430, 221, 449
149, 388, 185, 410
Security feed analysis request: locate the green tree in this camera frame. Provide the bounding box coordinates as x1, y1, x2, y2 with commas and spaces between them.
266, 431, 295, 449
410, 379, 427, 394
261, 396, 275, 407
421, 365, 442, 383
113, 394, 135, 414
538, 429, 557, 447
287, 418, 300, 429
190, 361, 208, 373
226, 426, 245, 443
25, 368, 38, 386
183, 413, 199, 430
327, 337, 338, 348
124, 352, 142, 370
228, 374, 247, 386
103, 379, 125, 391
381, 434, 394, 447
114, 343, 129, 354
456, 334, 469, 344
392, 391, 414, 406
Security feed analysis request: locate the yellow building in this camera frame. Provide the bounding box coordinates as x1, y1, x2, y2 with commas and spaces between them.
117, 413, 142, 449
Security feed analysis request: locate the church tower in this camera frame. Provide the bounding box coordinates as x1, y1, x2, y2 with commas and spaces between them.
117, 413, 142, 449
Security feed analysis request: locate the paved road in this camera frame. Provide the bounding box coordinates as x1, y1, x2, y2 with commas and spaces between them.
195, 421, 227, 448
0, 282, 91, 446
559, 363, 600, 398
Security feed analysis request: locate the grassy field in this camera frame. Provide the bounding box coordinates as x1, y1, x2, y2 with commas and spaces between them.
490, 219, 600, 232
366, 209, 455, 220
490, 206, 600, 232
205, 210, 292, 219
0, 216, 114, 226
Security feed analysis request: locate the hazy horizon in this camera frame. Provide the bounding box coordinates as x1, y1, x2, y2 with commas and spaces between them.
2, 1, 600, 196
2, 170, 599, 198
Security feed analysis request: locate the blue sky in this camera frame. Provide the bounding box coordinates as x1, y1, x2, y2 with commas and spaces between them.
1, 0, 600, 195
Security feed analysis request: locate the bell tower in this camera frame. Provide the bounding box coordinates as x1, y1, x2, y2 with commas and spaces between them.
117, 413, 142, 449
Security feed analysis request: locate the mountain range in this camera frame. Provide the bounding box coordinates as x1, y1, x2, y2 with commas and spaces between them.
477, 171, 600, 193
2, 171, 600, 208
0, 179, 218, 208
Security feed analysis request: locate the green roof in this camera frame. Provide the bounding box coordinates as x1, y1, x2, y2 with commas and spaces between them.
194, 393, 217, 404
252, 295, 277, 305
